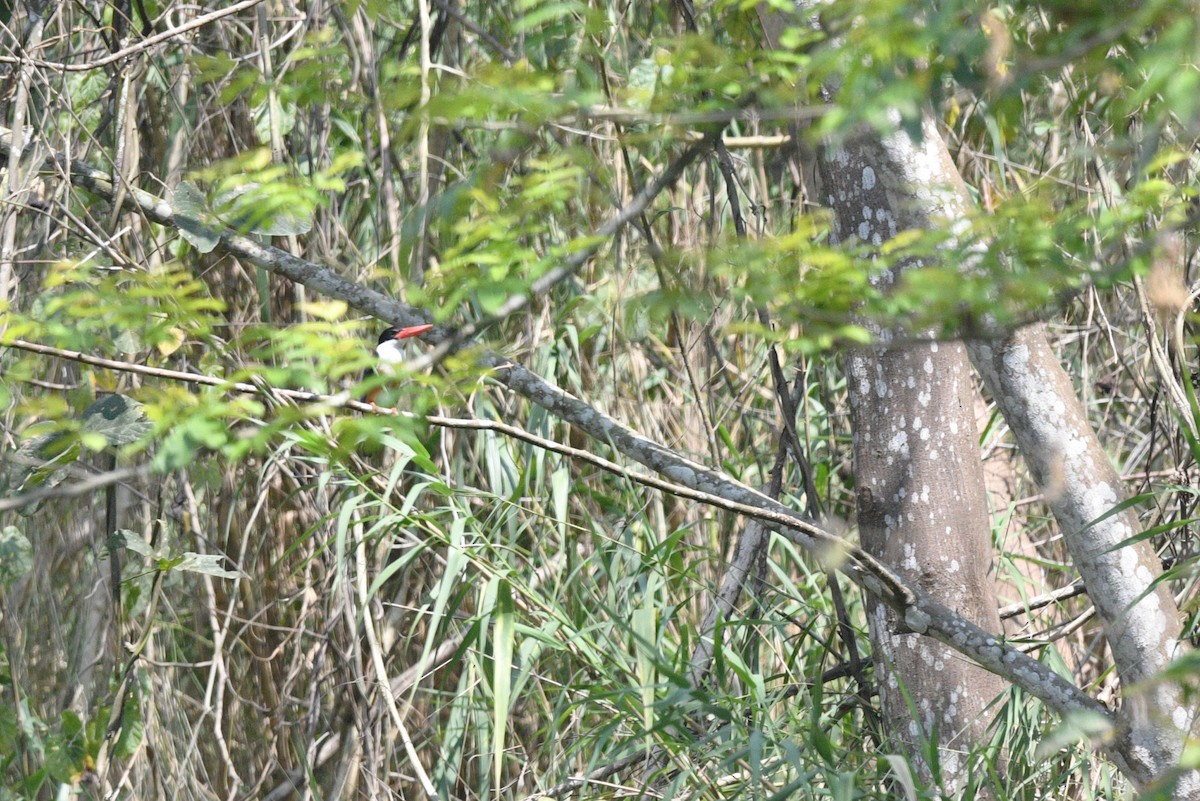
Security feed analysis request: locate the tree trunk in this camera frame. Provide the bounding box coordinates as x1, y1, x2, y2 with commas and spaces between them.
819, 124, 1008, 792
818, 108, 1198, 795
971, 330, 1198, 794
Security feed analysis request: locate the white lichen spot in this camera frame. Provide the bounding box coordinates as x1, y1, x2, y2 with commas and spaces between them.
905, 606, 932, 633
949, 559, 960, 573
858, 221, 871, 239
1174, 705, 1190, 732
863, 206, 873, 219
862, 165, 876, 190
665, 465, 697, 485
923, 357, 934, 374
889, 429, 909, 458
919, 427, 930, 441
1118, 542, 1142, 573
918, 389, 931, 407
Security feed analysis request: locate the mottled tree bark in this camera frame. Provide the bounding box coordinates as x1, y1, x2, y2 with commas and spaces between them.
819, 124, 1008, 792
971, 332, 1198, 795
817, 109, 1197, 795
755, 15, 1012, 780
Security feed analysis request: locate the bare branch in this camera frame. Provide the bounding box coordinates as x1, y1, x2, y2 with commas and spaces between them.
0, 0, 267, 73
0, 464, 150, 512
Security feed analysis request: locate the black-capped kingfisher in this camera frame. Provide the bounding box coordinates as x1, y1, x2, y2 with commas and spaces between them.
366, 323, 433, 409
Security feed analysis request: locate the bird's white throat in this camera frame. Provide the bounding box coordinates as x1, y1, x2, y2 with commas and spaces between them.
376, 339, 409, 368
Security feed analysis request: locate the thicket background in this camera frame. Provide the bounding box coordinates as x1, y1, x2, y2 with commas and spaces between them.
1, 1, 1198, 799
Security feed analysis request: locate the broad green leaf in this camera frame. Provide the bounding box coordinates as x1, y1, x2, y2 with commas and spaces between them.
174, 552, 245, 580
112, 689, 145, 759
253, 95, 296, 144
0, 525, 31, 587
1035, 709, 1114, 758
173, 181, 220, 253
116, 529, 155, 558
82, 394, 152, 448
0, 702, 18, 755
1, 426, 78, 513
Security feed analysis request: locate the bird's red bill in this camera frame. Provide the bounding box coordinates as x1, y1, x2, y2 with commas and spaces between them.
393, 324, 433, 339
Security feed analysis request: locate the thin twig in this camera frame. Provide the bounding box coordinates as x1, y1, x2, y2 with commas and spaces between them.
0, 339, 837, 542
0, 463, 150, 512
0, 0, 266, 72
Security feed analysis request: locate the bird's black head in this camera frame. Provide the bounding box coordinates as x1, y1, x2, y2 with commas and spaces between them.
377, 323, 433, 345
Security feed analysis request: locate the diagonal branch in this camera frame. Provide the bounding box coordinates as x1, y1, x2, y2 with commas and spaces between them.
0, 0, 267, 73
0, 127, 1122, 741
0, 463, 151, 513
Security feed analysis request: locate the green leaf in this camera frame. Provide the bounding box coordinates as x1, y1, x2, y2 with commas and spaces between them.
0, 427, 78, 514
45, 739, 84, 783
60, 710, 82, 739
45, 710, 87, 782
214, 181, 313, 236
113, 328, 141, 355
81, 394, 152, 448
251, 210, 312, 237
1035, 709, 1114, 758
116, 529, 156, 558
0, 702, 18, 755
174, 552, 245, 580
173, 181, 221, 253
475, 283, 509, 315
492, 578, 514, 793
112, 691, 144, 758
252, 95, 297, 144
0, 525, 32, 587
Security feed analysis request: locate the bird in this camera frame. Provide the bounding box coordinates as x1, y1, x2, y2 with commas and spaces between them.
365, 323, 433, 409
